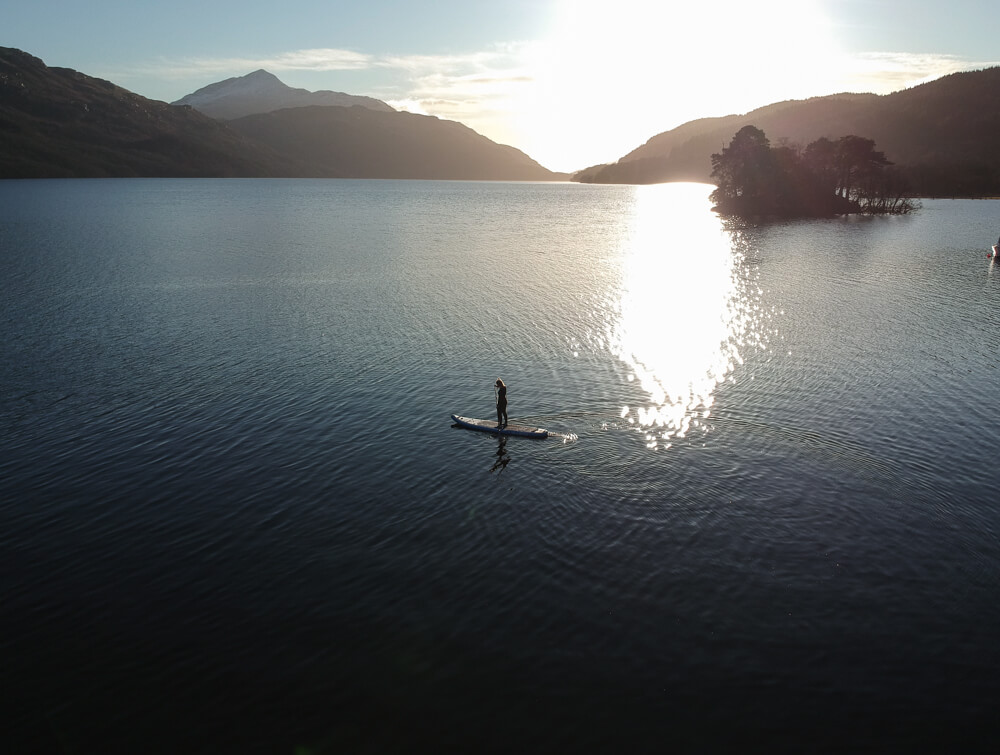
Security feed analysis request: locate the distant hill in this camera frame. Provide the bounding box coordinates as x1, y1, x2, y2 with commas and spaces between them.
0, 47, 296, 177
173, 69, 395, 119
0, 47, 562, 180
575, 67, 1000, 196
228, 105, 558, 180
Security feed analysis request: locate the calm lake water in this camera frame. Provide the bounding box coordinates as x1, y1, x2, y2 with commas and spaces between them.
2, 179, 999, 753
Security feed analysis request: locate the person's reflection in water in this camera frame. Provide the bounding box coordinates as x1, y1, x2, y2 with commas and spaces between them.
490, 435, 511, 475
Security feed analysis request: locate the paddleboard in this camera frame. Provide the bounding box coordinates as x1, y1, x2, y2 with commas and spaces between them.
451, 414, 548, 438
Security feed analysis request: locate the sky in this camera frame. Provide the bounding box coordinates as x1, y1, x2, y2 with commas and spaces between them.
5, 0, 999, 172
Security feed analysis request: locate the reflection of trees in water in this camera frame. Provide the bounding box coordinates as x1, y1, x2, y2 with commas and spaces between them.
490, 435, 510, 475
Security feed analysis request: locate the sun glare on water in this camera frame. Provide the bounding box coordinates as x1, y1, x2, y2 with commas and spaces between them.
610, 184, 760, 449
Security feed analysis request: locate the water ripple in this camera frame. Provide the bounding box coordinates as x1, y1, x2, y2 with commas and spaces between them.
3, 181, 1000, 753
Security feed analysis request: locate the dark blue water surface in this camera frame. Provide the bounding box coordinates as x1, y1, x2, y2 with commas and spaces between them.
2, 179, 999, 753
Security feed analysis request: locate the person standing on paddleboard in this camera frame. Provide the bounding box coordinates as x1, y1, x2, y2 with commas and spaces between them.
495, 378, 508, 428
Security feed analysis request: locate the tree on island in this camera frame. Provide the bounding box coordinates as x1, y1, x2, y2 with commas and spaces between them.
710, 126, 916, 217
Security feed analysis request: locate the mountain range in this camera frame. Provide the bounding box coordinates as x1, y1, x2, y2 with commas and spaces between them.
5, 44, 1000, 193
0, 47, 292, 178
574, 67, 1000, 196
0, 47, 562, 180
227, 105, 560, 180
172, 69, 395, 119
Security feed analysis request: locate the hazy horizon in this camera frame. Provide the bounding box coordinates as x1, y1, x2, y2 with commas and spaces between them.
6, 0, 1000, 172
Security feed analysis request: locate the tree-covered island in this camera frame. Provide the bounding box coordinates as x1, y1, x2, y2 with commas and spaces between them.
710, 125, 917, 218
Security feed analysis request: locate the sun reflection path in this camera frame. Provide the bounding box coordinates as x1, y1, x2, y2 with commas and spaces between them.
609, 184, 765, 449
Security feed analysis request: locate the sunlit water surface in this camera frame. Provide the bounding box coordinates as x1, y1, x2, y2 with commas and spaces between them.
2, 179, 999, 753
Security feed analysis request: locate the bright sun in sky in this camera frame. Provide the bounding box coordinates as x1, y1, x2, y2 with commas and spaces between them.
515, 0, 845, 171
6, 0, 997, 172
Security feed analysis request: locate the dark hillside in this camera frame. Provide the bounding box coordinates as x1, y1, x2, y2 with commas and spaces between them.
0, 47, 295, 178
577, 68, 1000, 195
229, 105, 559, 181
0, 47, 562, 180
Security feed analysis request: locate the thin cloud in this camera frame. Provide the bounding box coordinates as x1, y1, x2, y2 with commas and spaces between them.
393, 72, 532, 130
140, 48, 373, 79
378, 51, 506, 74
266, 48, 373, 70
378, 41, 533, 73
465, 75, 534, 85
845, 52, 1000, 92
372, 44, 537, 137
386, 98, 430, 115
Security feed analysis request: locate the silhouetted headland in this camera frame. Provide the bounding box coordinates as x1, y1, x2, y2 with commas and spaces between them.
709, 126, 916, 218
575, 67, 1000, 198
